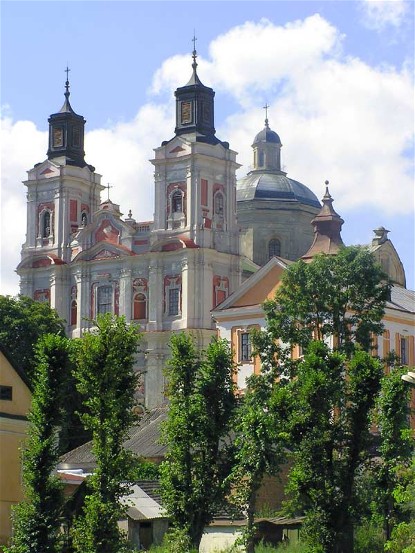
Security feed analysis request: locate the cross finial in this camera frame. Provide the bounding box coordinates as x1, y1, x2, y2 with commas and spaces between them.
192, 32, 198, 71
263, 103, 269, 126
64, 65, 71, 95
105, 182, 113, 201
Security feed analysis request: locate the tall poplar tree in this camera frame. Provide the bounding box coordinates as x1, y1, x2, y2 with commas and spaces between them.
160, 333, 236, 551
71, 314, 140, 553
285, 342, 383, 553
7, 334, 69, 553
375, 365, 413, 541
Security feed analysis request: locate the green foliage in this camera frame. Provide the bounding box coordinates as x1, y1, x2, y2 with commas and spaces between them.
227, 340, 291, 553
385, 521, 415, 553
6, 334, 69, 553
354, 521, 384, 553
372, 366, 414, 539
70, 314, 141, 553
285, 342, 383, 553
0, 295, 65, 381
385, 457, 415, 553
0, 294, 87, 452
262, 247, 390, 356
131, 457, 160, 480
160, 333, 236, 551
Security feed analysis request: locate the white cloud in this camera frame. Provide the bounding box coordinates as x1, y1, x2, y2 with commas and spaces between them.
1, 14, 414, 296
358, 0, 409, 31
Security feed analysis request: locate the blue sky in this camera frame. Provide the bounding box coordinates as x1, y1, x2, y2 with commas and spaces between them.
1, 0, 414, 294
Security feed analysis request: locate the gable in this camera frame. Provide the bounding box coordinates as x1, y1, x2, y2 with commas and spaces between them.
73, 242, 135, 262
233, 263, 285, 307
372, 240, 406, 287
166, 137, 190, 158
0, 350, 32, 418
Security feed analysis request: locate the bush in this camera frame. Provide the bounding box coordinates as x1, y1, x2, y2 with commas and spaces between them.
354, 521, 384, 553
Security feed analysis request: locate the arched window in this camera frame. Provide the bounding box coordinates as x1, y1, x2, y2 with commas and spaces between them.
214, 193, 224, 216
133, 293, 147, 320
81, 212, 88, 226
258, 150, 265, 167
172, 190, 183, 213
70, 300, 77, 326
43, 211, 51, 238
268, 239, 281, 259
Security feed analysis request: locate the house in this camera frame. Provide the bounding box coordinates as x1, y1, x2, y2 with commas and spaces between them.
0, 348, 32, 547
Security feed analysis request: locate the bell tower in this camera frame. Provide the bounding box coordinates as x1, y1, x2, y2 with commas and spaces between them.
152, 45, 240, 256
47, 67, 87, 168
18, 70, 103, 307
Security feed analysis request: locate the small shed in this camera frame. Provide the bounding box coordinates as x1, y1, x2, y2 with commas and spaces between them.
123, 482, 168, 550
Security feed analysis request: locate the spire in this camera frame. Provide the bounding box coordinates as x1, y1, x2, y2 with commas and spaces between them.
47, 68, 88, 168
301, 181, 345, 261
59, 66, 75, 114
263, 103, 269, 128
173, 35, 218, 143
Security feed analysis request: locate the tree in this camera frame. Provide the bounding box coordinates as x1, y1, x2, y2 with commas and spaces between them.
254, 247, 391, 552
70, 314, 141, 553
285, 342, 383, 553
0, 295, 91, 452
226, 352, 291, 553
262, 247, 390, 357
0, 295, 65, 381
374, 365, 414, 541
7, 334, 69, 553
160, 333, 236, 551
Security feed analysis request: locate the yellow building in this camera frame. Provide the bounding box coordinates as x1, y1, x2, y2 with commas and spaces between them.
0, 348, 32, 547
212, 190, 415, 412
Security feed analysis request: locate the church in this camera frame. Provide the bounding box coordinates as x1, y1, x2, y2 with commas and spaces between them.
16, 50, 413, 408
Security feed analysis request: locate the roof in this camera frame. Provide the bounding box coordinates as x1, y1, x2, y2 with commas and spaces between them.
59, 407, 167, 469
0, 346, 32, 392
237, 172, 320, 208
124, 483, 166, 521
387, 285, 415, 314
253, 125, 281, 145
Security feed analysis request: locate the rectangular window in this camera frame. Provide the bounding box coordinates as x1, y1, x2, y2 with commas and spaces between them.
97, 285, 112, 315
0, 385, 12, 401
240, 332, 251, 362
201, 179, 208, 206
168, 288, 180, 316
401, 337, 408, 365
70, 199, 77, 222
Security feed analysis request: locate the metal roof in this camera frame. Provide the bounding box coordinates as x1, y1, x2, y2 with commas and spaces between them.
237, 172, 320, 208
124, 484, 166, 521
387, 285, 415, 313
59, 407, 167, 469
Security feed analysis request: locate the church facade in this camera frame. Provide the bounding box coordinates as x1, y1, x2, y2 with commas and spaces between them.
20, 52, 409, 409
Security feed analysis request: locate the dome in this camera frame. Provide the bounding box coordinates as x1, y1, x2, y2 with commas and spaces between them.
253, 125, 281, 145
237, 172, 320, 208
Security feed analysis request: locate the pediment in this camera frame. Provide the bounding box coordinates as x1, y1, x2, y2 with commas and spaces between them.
27, 159, 60, 181
166, 137, 190, 158
73, 242, 134, 262
16, 254, 66, 270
